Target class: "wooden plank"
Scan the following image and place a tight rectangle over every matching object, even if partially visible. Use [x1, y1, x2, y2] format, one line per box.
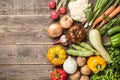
[0, 0, 49, 15]
[0, 45, 53, 64]
[0, 15, 53, 45]
[0, 64, 53, 80]
[0, 0, 95, 15]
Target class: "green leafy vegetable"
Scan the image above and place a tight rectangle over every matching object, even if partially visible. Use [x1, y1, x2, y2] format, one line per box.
[84, 6, 93, 21]
[90, 47, 120, 80]
[86, 0, 114, 22]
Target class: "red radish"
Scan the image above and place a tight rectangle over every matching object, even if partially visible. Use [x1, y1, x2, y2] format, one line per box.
[50, 11, 59, 20]
[59, 7, 67, 14]
[48, 0, 56, 9]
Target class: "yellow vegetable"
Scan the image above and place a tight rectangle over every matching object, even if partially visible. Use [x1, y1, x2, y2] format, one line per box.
[46, 45, 66, 66]
[87, 56, 106, 73]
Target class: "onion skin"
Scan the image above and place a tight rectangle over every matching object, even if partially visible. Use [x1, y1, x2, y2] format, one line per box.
[48, 23, 63, 38]
[60, 15, 73, 29]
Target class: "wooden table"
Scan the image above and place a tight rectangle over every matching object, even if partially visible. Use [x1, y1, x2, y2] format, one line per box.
[0, 0, 54, 80]
[0, 0, 95, 80]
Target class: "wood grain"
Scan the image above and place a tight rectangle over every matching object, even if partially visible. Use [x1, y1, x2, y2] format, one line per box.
[0, 15, 53, 45]
[0, 45, 53, 64]
[0, 0, 49, 15]
[0, 65, 53, 80]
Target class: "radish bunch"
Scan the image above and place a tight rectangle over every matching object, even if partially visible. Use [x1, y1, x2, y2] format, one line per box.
[48, 0, 67, 20]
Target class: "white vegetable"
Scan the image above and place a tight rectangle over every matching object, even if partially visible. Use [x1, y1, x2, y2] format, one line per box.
[84, 22, 89, 28]
[63, 56, 77, 74]
[89, 29, 111, 62]
[68, 0, 90, 22]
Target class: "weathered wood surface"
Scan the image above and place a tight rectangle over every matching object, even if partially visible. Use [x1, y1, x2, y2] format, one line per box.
[0, 0, 54, 80]
[0, 65, 53, 80]
[0, 0, 49, 15]
[0, 15, 52, 44]
[0, 0, 95, 80]
[0, 45, 53, 64]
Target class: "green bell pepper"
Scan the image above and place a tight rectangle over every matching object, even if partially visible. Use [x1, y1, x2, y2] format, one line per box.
[110, 33, 120, 47]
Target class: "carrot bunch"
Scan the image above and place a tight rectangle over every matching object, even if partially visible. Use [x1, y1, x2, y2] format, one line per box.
[91, 0, 120, 29]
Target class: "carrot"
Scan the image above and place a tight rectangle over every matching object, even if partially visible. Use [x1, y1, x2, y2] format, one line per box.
[99, 5, 120, 28]
[91, 6, 115, 29]
[91, 0, 119, 29]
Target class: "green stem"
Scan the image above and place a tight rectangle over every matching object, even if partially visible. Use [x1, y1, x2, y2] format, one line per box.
[56, 0, 64, 11]
[95, 65, 101, 73]
[104, 40, 111, 46]
[113, 0, 120, 7]
[70, 0, 76, 2]
[56, 0, 58, 5]
[54, 69, 60, 79]
[63, 0, 67, 7]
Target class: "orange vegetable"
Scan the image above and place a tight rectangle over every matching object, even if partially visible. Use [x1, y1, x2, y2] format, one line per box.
[99, 5, 120, 28]
[91, 6, 115, 29]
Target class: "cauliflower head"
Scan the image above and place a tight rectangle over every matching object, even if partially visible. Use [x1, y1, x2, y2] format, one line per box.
[68, 0, 90, 22]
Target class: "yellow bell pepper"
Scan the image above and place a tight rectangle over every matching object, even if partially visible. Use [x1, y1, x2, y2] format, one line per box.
[87, 56, 106, 73]
[46, 45, 67, 66]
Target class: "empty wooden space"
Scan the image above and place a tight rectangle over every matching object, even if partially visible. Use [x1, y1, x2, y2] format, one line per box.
[0, 0, 53, 80]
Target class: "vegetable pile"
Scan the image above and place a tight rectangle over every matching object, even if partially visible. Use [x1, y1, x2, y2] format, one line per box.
[90, 47, 120, 80]
[46, 0, 120, 80]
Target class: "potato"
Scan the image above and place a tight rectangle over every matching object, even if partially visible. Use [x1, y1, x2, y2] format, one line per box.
[80, 75, 89, 80]
[77, 57, 86, 67]
[70, 71, 81, 80]
[80, 65, 91, 75]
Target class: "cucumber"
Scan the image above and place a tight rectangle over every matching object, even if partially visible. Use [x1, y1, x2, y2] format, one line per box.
[107, 26, 120, 36]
